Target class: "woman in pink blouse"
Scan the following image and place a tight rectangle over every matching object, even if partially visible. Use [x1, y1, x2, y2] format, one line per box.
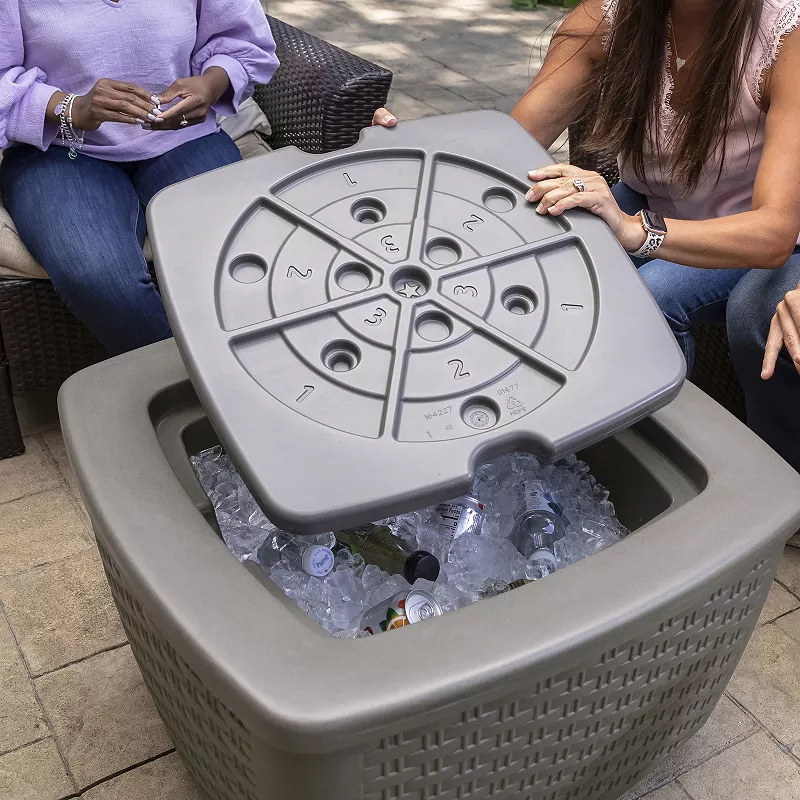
[378, 0, 800, 473]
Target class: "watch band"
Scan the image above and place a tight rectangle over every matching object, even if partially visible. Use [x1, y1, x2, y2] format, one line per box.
[627, 211, 666, 258]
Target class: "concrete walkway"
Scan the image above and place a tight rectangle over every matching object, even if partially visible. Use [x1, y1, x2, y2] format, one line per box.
[269, 0, 570, 157]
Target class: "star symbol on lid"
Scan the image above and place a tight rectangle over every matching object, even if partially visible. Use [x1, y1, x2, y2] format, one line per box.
[397, 281, 422, 298]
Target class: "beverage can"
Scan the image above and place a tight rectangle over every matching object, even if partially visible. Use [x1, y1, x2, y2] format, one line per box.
[360, 589, 442, 635]
[435, 494, 485, 538]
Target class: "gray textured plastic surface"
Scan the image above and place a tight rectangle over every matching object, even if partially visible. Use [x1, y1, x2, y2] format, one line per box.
[59, 339, 800, 800]
[148, 110, 685, 533]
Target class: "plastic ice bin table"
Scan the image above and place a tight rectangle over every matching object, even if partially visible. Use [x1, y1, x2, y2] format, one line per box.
[60, 338, 800, 800]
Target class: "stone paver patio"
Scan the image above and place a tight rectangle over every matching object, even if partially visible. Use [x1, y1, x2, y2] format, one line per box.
[2, 1, 800, 798]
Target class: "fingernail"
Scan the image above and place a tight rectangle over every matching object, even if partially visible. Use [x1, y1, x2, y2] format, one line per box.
[153, 117, 164, 123]
[147, 113, 157, 121]
[529, 169, 538, 175]
[136, 118, 145, 124]
[525, 190, 534, 201]
[536, 203, 544, 213]
[151, 95, 161, 104]
[384, 115, 396, 124]
[152, 106, 161, 113]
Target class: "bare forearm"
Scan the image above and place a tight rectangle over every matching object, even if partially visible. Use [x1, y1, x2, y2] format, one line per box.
[511, 88, 579, 150]
[198, 66, 230, 104]
[649, 209, 797, 270]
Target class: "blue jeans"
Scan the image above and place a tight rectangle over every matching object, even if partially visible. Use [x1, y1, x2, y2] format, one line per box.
[0, 131, 242, 354]
[613, 182, 800, 472]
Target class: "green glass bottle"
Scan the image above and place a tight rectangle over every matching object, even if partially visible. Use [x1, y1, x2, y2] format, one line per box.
[334, 523, 440, 583]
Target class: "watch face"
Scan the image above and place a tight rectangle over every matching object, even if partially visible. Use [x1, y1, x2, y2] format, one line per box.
[642, 210, 668, 236]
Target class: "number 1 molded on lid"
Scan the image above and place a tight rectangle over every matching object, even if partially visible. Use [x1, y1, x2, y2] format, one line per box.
[148, 111, 685, 533]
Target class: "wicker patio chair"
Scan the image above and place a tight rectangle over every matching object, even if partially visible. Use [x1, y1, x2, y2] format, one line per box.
[0, 15, 392, 459]
[568, 116, 747, 420]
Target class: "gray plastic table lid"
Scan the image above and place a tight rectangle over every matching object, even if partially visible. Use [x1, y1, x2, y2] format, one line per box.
[148, 110, 685, 534]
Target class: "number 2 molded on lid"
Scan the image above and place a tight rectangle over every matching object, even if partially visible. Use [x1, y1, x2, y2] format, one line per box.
[148, 111, 685, 533]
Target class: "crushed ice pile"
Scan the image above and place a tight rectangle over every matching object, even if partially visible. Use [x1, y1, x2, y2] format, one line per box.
[191, 447, 628, 637]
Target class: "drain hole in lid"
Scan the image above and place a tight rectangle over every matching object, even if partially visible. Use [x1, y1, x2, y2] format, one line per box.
[501, 286, 538, 315]
[482, 187, 517, 213]
[322, 340, 361, 373]
[461, 397, 500, 430]
[351, 198, 387, 225]
[229, 254, 267, 284]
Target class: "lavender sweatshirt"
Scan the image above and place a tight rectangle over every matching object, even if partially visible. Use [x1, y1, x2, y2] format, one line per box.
[0, 0, 279, 161]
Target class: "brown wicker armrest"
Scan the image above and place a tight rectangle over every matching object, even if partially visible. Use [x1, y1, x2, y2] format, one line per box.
[254, 15, 393, 154]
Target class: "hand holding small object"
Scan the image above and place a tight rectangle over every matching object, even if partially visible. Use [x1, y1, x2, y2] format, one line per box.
[150, 69, 230, 130]
[68, 79, 158, 131]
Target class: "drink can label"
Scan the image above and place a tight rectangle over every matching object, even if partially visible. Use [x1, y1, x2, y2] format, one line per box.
[435, 495, 485, 538]
[360, 589, 442, 635]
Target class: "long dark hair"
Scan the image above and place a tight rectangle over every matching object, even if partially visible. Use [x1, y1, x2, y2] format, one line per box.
[575, 0, 762, 194]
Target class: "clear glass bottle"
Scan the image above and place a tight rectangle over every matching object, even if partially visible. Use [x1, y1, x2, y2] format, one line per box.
[256, 529, 334, 577]
[509, 482, 567, 580]
[334, 523, 440, 583]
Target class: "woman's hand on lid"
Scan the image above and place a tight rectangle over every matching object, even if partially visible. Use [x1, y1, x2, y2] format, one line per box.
[71, 80, 158, 131]
[372, 107, 397, 127]
[762, 282, 800, 379]
[526, 163, 646, 253]
[153, 69, 230, 130]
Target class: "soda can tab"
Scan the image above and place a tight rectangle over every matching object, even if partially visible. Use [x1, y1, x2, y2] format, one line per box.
[360, 589, 442, 635]
[435, 495, 485, 538]
[404, 588, 441, 623]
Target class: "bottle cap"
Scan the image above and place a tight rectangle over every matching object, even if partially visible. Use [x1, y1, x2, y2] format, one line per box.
[302, 545, 335, 577]
[404, 550, 440, 583]
[529, 548, 558, 570]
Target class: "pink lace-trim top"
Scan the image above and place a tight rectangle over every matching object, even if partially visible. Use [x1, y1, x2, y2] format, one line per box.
[601, 0, 800, 226]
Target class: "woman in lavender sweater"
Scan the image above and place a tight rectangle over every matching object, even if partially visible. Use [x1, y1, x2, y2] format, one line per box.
[0, 0, 279, 353]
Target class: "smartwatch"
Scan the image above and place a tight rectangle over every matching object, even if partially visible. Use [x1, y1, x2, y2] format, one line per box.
[627, 209, 667, 258]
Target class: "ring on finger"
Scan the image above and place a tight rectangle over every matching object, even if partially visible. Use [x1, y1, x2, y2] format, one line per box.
[180, 114, 189, 128]
[572, 178, 587, 193]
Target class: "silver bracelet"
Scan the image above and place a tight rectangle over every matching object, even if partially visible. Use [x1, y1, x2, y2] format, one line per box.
[58, 93, 84, 160]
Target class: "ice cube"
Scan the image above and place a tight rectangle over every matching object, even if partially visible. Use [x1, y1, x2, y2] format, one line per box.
[326, 568, 365, 604]
[269, 567, 310, 600]
[448, 534, 519, 584]
[361, 564, 387, 592]
[217, 518, 268, 562]
[433, 582, 472, 612]
[365, 574, 411, 609]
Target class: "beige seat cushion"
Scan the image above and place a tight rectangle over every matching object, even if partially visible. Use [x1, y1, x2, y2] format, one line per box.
[0, 99, 271, 280]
